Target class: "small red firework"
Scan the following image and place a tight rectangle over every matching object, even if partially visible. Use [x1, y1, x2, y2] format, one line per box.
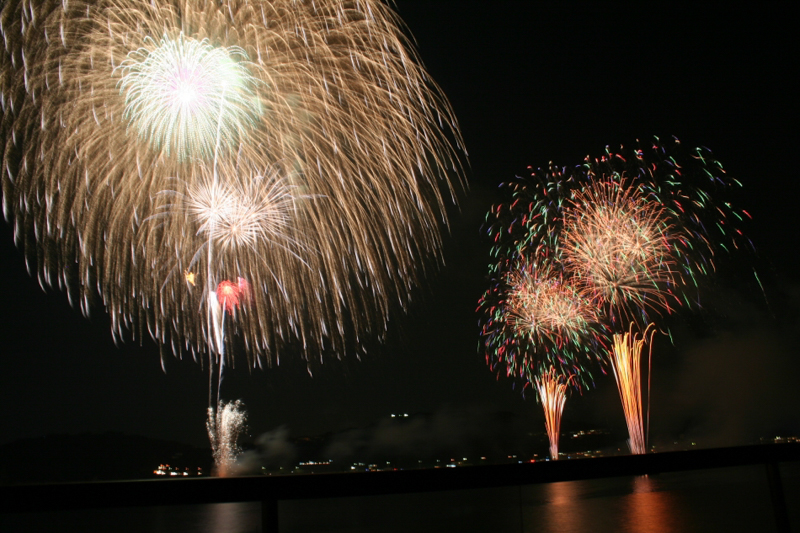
[216, 277, 252, 312]
[216, 280, 242, 313]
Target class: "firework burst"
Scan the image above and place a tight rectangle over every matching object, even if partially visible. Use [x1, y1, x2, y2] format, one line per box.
[117, 33, 263, 161]
[481, 137, 750, 455]
[0, 0, 464, 366]
[576, 138, 752, 321]
[504, 260, 600, 354]
[561, 178, 680, 325]
[479, 255, 604, 387]
[485, 137, 750, 330]
[479, 175, 604, 461]
[182, 169, 302, 254]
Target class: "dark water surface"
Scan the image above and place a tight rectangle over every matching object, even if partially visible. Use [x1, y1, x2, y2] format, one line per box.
[2, 463, 798, 532]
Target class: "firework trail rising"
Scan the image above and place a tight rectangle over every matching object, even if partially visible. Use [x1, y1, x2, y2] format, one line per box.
[608, 325, 655, 455]
[533, 366, 571, 460]
[207, 399, 247, 477]
[0, 0, 464, 368]
[206, 277, 250, 414]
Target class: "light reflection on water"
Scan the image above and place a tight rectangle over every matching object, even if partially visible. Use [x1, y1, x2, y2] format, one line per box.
[202, 502, 261, 533]
[524, 476, 683, 533]
[626, 476, 685, 533]
[0, 502, 262, 533]
[539, 480, 584, 532]
[1, 464, 797, 532]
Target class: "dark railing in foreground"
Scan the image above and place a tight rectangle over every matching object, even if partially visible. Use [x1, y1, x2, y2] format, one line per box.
[2, 442, 798, 532]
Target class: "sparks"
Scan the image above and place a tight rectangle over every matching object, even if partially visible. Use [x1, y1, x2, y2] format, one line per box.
[608, 325, 655, 455]
[534, 366, 572, 461]
[207, 400, 247, 477]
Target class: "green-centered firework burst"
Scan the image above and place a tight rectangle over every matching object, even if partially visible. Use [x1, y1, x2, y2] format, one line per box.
[0, 0, 465, 367]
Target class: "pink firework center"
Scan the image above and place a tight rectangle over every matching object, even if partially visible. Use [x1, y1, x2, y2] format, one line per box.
[216, 278, 251, 313]
[167, 66, 211, 113]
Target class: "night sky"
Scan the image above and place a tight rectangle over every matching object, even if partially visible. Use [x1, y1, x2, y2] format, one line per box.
[1, 2, 797, 452]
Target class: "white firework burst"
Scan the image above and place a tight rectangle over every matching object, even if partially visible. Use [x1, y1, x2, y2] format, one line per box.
[117, 33, 263, 160]
[186, 171, 301, 252]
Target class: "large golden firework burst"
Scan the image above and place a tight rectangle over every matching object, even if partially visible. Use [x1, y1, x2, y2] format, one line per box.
[0, 0, 464, 366]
